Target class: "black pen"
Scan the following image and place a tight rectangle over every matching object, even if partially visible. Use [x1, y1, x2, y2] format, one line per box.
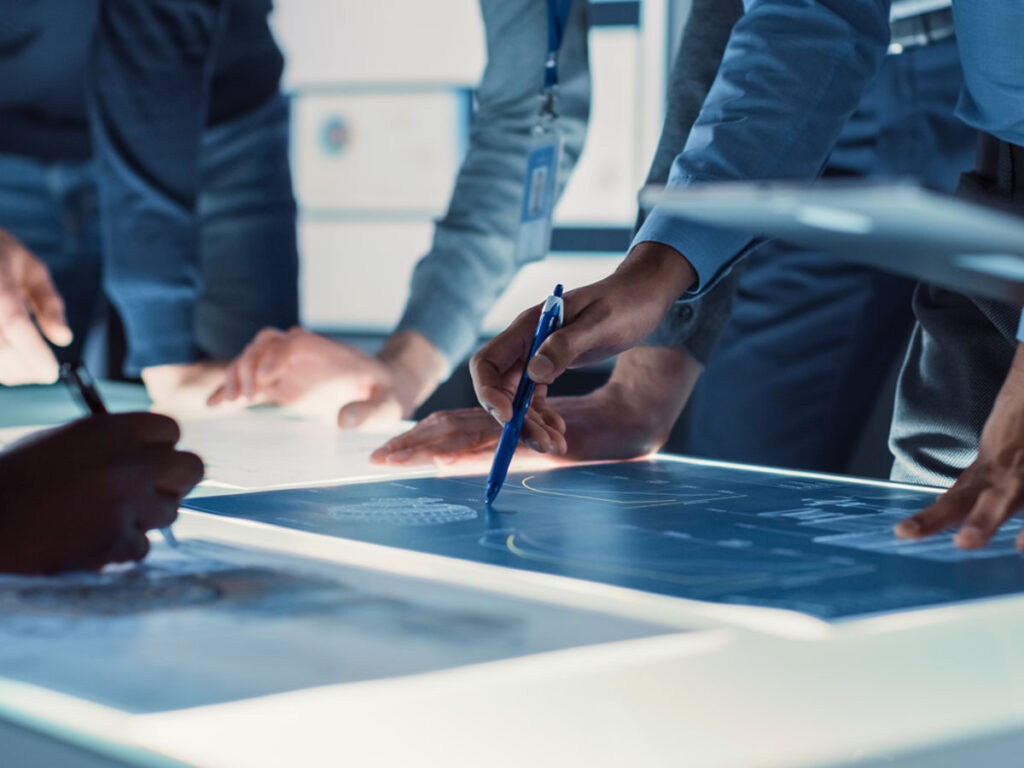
[60, 361, 179, 548]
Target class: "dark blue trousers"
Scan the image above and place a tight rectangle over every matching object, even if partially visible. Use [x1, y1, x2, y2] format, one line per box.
[685, 39, 977, 473]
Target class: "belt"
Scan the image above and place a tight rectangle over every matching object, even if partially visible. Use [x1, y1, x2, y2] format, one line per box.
[888, 7, 955, 54]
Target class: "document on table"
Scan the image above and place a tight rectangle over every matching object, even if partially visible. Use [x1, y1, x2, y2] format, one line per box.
[0, 536, 673, 714]
[0, 412, 431, 492]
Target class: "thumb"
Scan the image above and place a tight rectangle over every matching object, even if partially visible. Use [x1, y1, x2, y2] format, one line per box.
[337, 387, 404, 429]
[527, 318, 604, 384]
[24, 259, 72, 347]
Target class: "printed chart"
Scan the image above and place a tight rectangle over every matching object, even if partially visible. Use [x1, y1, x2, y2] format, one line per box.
[186, 459, 1024, 619]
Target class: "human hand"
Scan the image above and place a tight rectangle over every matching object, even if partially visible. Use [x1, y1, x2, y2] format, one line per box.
[472, 242, 695, 424]
[0, 228, 73, 385]
[208, 328, 447, 427]
[0, 413, 204, 574]
[373, 346, 700, 467]
[142, 361, 229, 413]
[895, 344, 1024, 549]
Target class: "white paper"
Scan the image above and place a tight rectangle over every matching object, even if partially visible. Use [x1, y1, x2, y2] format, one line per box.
[0, 412, 430, 492]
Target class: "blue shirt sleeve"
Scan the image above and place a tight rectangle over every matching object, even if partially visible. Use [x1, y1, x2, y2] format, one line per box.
[86, 0, 226, 375]
[394, 0, 590, 370]
[633, 0, 892, 296]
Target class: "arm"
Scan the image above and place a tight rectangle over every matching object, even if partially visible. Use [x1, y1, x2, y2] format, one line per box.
[394, 0, 590, 370]
[87, 0, 226, 376]
[641, 0, 743, 362]
[634, 0, 891, 295]
[896, 343, 1024, 549]
[209, 0, 591, 424]
[372, 345, 701, 467]
[473, 0, 892, 419]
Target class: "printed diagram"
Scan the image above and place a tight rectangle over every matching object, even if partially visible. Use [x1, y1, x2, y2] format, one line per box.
[0, 539, 669, 713]
[327, 497, 477, 526]
[186, 459, 1024, 620]
[759, 496, 1023, 561]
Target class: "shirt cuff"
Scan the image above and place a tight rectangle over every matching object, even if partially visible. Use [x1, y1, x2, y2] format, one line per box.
[110, 291, 202, 376]
[396, 283, 472, 376]
[631, 207, 754, 298]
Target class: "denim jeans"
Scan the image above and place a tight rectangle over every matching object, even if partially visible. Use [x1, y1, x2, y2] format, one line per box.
[0, 92, 298, 375]
[684, 39, 977, 474]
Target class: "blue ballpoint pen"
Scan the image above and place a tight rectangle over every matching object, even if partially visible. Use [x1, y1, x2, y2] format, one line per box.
[485, 284, 565, 504]
[59, 362, 179, 548]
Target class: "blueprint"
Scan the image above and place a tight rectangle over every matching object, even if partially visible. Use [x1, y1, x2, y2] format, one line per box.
[185, 459, 1024, 620]
[0, 538, 671, 713]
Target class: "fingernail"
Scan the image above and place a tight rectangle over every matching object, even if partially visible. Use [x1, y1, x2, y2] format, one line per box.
[894, 519, 919, 537]
[527, 354, 555, 382]
[955, 525, 983, 548]
[50, 325, 73, 347]
[526, 439, 542, 452]
[389, 449, 412, 462]
[436, 455, 457, 466]
[485, 406, 503, 424]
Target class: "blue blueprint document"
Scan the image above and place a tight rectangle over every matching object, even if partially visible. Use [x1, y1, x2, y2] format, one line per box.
[185, 459, 1024, 620]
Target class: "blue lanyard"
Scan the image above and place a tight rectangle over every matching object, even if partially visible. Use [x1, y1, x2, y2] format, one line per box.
[544, 0, 574, 91]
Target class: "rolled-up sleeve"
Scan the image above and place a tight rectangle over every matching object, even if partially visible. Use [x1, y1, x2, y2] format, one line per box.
[633, 0, 891, 297]
[87, 0, 225, 374]
[395, 0, 590, 369]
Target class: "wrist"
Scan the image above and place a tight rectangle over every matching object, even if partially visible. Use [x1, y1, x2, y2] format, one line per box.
[377, 331, 447, 416]
[614, 241, 696, 307]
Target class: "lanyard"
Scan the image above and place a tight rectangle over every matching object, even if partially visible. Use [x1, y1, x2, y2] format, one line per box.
[542, 0, 573, 116]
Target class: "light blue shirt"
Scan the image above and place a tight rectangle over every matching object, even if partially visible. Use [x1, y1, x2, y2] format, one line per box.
[635, 0, 1024, 299]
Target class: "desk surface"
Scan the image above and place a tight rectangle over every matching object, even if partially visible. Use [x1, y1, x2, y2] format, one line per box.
[0, 385, 1022, 768]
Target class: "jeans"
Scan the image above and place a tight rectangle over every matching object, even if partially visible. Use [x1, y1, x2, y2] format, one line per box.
[0, 92, 299, 375]
[684, 38, 977, 474]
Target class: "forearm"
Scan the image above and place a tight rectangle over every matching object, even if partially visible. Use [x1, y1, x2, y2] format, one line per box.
[395, 0, 590, 368]
[635, 0, 891, 296]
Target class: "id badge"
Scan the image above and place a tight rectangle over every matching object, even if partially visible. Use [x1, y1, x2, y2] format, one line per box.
[513, 123, 562, 264]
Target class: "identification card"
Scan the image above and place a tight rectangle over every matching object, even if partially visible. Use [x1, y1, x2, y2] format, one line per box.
[513, 125, 562, 264]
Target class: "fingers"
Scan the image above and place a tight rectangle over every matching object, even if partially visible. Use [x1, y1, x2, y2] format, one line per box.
[527, 308, 616, 384]
[211, 328, 285, 404]
[894, 483, 975, 540]
[237, 329, 286, 399]
[0, 311, 60, 384]
[894, 474, 1024, 549]
[338, 386, 403, 429]
[955, 482, 1024, 548]
[22, 256, 72, 347]
[471, 307, 542, 423]
[104, 527, 152, 565]
[371, 409, 501, 465]
[141, 447, 205, 497]
[135, 489, 182, 532]
[112, 412, 183, 446]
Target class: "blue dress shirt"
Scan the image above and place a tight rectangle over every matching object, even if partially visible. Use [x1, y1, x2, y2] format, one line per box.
[634, 0, 1024, 300]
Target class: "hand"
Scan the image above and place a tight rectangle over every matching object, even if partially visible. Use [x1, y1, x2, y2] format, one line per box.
[373, 346, 700, 467]
[472, 242, 695, 424]
[142, 361, 229, 413]
[208, 328, 447, 427]
[0, 228, 73, 385]
[0, 413, 204, 574]
[895, 344, 1024, 549]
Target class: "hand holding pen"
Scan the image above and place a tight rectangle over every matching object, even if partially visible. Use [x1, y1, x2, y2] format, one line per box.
[60, 362, 200, 550]
[484, 285, 565, 503]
